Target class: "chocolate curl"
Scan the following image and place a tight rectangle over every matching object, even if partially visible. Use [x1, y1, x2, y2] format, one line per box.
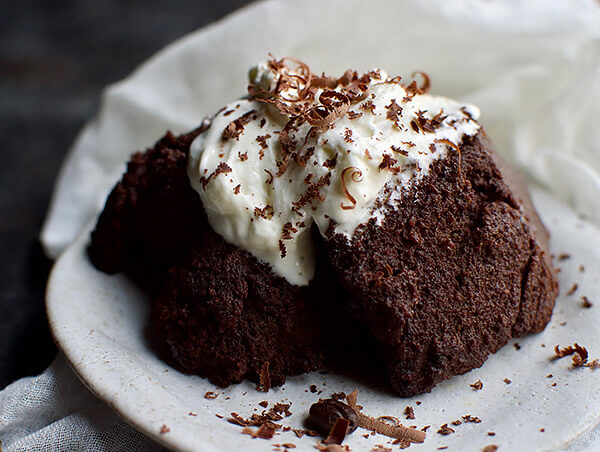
[340, 167, 363, 210]
[345, 389, 426, 444]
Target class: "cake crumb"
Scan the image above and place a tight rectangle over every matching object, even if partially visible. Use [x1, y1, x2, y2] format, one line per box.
[487, 432, 496, 436]
[482, 446, 498, 452]
[558, 253, 571, 261]
[514, 343, 521, 350]
[404, 406, 416, 420]
[160, 425, 170, 434]
[204, 391, 219, 399]
[503, 378, 511, 384]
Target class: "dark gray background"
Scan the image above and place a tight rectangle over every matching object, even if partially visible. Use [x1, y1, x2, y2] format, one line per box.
[0, 0, 252, 389]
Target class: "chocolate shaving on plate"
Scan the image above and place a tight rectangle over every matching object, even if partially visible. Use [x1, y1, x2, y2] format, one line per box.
[345, 389, 425, 443]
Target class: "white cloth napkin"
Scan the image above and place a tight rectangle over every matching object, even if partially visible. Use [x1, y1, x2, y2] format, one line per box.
[0, 354, 164, 451]
[1, 0, 600, 450]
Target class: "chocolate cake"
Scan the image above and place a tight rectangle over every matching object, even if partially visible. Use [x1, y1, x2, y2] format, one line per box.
[89, 57, 558, 396]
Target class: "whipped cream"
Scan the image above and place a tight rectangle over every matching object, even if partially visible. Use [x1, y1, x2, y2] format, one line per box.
[188, 59, 480, 285]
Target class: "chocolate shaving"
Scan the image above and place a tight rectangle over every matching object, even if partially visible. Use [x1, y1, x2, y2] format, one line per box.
[323, 418, 350, 445]
[404, 406, 415, 420]
[254, 205, 274, 220]
[437, 424, 454, 435]
[279, 240, 287, 258]
[242, 423, 278, 440]
[415, 109, 447, 133]
[554, 343, 588, 365]
[199, 162, 232, 189]
[461, 415, 481, 423]
[257, 362, 271, 392]
[347, 111, 363, 120]
[256, 133, 272, 149]
[282, 222, 298, 240]
[233, 184, 241, 194]
[434, 138, 462, 175]
[470, 380, 483, 391]
[581, 296, 593, 308]
[204, 391, 219, 399]
[222, 110, 256, 140]
[385, 99, 403, 127]
[411, 71, 431, 93]
[378, 154, 398, 173]
[361, 100, 376, 114]
[323, 154, 338, 169]
[371, 446, 392, 452]
[345, 389, 425, 444]
[566, 283, 578, 296]
[247, 56, 375, 178]
[343, 128, 354, 143]
[265, 169, 274, 185]
[587, 359, 600, 369]
[391, 145, 408, 156]
[340, 167, 363, 210]
[292, 173, 331, 213]
[482, 446, 498, 452]
[315, 444, 351, 452]
[238, 151, 248, 161]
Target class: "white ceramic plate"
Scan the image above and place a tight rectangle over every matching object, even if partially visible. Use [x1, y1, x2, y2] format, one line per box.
[46, 187, 600, 452]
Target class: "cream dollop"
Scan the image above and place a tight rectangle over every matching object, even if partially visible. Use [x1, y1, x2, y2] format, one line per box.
[188, 59, 480, 285]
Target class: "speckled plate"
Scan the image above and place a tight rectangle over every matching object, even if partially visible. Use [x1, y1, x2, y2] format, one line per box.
[46, 187, 600, 452]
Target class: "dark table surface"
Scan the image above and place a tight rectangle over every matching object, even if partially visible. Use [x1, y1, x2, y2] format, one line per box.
[0, 0, 252, 390]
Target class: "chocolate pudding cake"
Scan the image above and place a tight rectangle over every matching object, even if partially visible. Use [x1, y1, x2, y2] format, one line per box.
[89, 57, 558, 396]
